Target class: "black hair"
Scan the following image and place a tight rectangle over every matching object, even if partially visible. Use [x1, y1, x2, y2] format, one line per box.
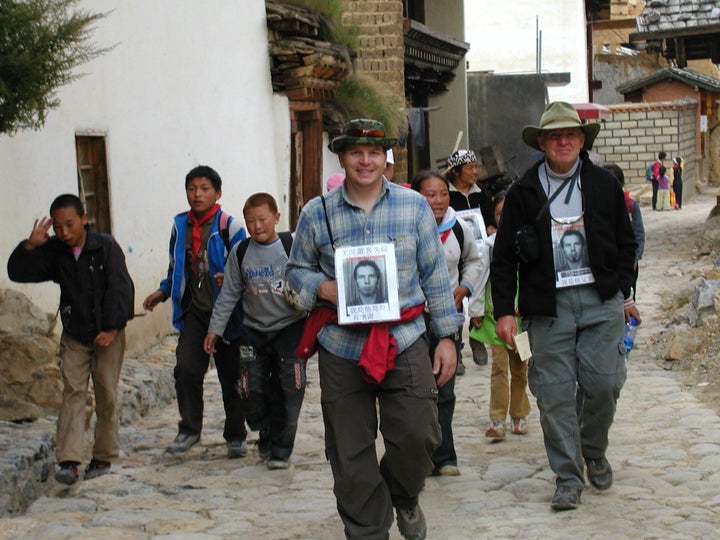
[560, 228, 585, 247]
[410, 169, 448, 193]
[674, 156, 683, 166]
[659, 151, 667, 160]
[185, 165, 222, 191]
[603, 163, 625, 186]
[244, 192, 279, 216]
[50, 194, 85, 217]
[659, 166, 667, 177]
[493, 189, 508, 209]
[353, 259, 381, 280]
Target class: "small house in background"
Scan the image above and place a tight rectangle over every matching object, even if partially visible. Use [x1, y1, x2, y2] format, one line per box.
[628, 0, 720, 187]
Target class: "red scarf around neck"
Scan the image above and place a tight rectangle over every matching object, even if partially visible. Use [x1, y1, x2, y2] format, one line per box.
[188, 204, 220, 263]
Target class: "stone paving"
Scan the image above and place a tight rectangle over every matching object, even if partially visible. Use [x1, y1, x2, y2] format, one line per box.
[2, 195, 720, 539]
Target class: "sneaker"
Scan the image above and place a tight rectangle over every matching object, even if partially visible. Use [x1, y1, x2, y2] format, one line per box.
[395, 504, 427, 540]
[470, 339, 488, 366]
[257, 432, 272, 459]
[84, 458, 111, 480]
[485, 420, 506, 439]
[551, 485, 581, 511]
[511, 417, 528, 435]
[267, 456, 290, 470]
[166, 432, 200, 454]
[585, 456, 613, 490]
[433, 464, 460, 476]
[227, 440, 248, 459]
[455, 357, 466, 376]
[55, 462, 79, 485]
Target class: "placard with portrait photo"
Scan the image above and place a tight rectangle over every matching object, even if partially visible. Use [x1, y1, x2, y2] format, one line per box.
[455, 208, 487, 244]
[551, 219, 596, 288]
[335, 243, 400, 325]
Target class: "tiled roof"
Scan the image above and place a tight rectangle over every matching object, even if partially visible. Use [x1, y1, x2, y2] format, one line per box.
[636, 0, 720, 33]
[617, 66, 720, 93]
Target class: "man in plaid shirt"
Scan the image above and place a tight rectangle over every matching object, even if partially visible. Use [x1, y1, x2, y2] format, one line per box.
[286, 119, 462, 540]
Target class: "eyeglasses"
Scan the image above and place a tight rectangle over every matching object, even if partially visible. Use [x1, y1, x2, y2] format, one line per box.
[346, 128, 385, 138]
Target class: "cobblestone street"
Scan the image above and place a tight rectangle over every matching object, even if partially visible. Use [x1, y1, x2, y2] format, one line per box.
[2, 195, 719, 539]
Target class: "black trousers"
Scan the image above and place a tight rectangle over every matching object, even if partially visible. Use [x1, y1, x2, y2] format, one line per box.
[174, 307, 247, 442]
[238, 319, 306, 460]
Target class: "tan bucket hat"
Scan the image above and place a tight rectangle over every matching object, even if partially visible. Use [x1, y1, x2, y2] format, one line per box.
[521, 101, 601, 151]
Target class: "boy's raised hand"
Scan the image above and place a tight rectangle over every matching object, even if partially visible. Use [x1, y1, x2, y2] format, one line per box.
[26, 217, 53, 249]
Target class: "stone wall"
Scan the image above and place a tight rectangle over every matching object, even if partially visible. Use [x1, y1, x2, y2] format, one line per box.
[0, 288, 176, 516]
[341, 0, 407, 180]
[594, 100, 698, 199]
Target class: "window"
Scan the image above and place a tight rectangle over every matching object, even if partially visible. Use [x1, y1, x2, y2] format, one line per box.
[75, 135, 111, 234]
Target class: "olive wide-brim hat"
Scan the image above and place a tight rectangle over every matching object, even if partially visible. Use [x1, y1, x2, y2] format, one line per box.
[521, 101, 601, 151]
[328, 118, 397, 154]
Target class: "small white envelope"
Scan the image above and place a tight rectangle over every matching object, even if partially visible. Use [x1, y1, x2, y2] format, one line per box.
[513, 331, 532, 362]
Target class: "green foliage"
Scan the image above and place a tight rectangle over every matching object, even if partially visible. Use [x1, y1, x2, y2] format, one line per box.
[335, 75, 406, 137]
[280, 0, 359, 48]
[0, 0, 109, 135]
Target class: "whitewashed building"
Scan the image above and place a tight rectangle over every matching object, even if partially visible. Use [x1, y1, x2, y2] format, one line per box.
[0, 1, 317, 350]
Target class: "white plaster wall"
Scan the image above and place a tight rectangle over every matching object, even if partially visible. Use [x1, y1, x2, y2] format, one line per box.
[1, 0, 291, 332]
[426, 0, 471, 166]
[465, 0, 589, 102]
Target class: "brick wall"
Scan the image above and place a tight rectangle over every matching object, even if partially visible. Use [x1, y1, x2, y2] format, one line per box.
[594, 100, 697, 202]
[341, 0, 407, 181]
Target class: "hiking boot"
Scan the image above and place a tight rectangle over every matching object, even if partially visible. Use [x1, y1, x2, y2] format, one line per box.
[511, 417, 528, 435]
[432, 464, 460, 476]
[227, 440, 248, 459]
[395, 504, 427, 540]
[55, 462, 79, 485]
[166, 432, 200, 454]
[267, 456, 290, 470]
[455, 357, 466, 376]
[257, 432, 272, 459]
[84, 458, 111, 480]
[485, 420, 506, 439]
[585, 456, 613, 490]
[551, 485, 581, 511]
[470, 339, 488, 366]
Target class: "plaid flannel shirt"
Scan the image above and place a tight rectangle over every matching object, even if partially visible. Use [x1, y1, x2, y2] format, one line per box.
[285, 179, 463, 361]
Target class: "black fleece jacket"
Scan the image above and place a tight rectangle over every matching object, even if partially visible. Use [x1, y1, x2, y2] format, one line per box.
[490, 151, 637, 319]
[8, 230, 135, 344]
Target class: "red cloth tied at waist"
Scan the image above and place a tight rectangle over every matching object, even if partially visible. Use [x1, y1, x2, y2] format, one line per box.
[295, 303, 426, 384]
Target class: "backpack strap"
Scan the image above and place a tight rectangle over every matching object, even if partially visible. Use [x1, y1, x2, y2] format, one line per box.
[278, 231, 293, 256]
[452, 220, 465, 281]
[219, 210, 231, 251]
[234, 237, 252, 268]
[235, 232, 293, 268]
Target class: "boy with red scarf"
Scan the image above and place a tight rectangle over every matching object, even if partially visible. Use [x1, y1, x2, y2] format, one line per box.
[143, 165, 248, 457]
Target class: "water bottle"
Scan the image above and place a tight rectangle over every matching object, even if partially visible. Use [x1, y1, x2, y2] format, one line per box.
[622, 317, 638, 362]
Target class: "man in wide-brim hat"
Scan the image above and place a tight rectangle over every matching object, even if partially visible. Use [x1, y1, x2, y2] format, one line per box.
[489, 101, 641, 512]
[287, 118, 463, 540]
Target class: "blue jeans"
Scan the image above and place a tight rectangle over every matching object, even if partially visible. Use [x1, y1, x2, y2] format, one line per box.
[238, 319, 306, 459]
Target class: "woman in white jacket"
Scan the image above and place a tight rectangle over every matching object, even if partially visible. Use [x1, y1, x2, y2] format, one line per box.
[411, 169, 484, 476]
